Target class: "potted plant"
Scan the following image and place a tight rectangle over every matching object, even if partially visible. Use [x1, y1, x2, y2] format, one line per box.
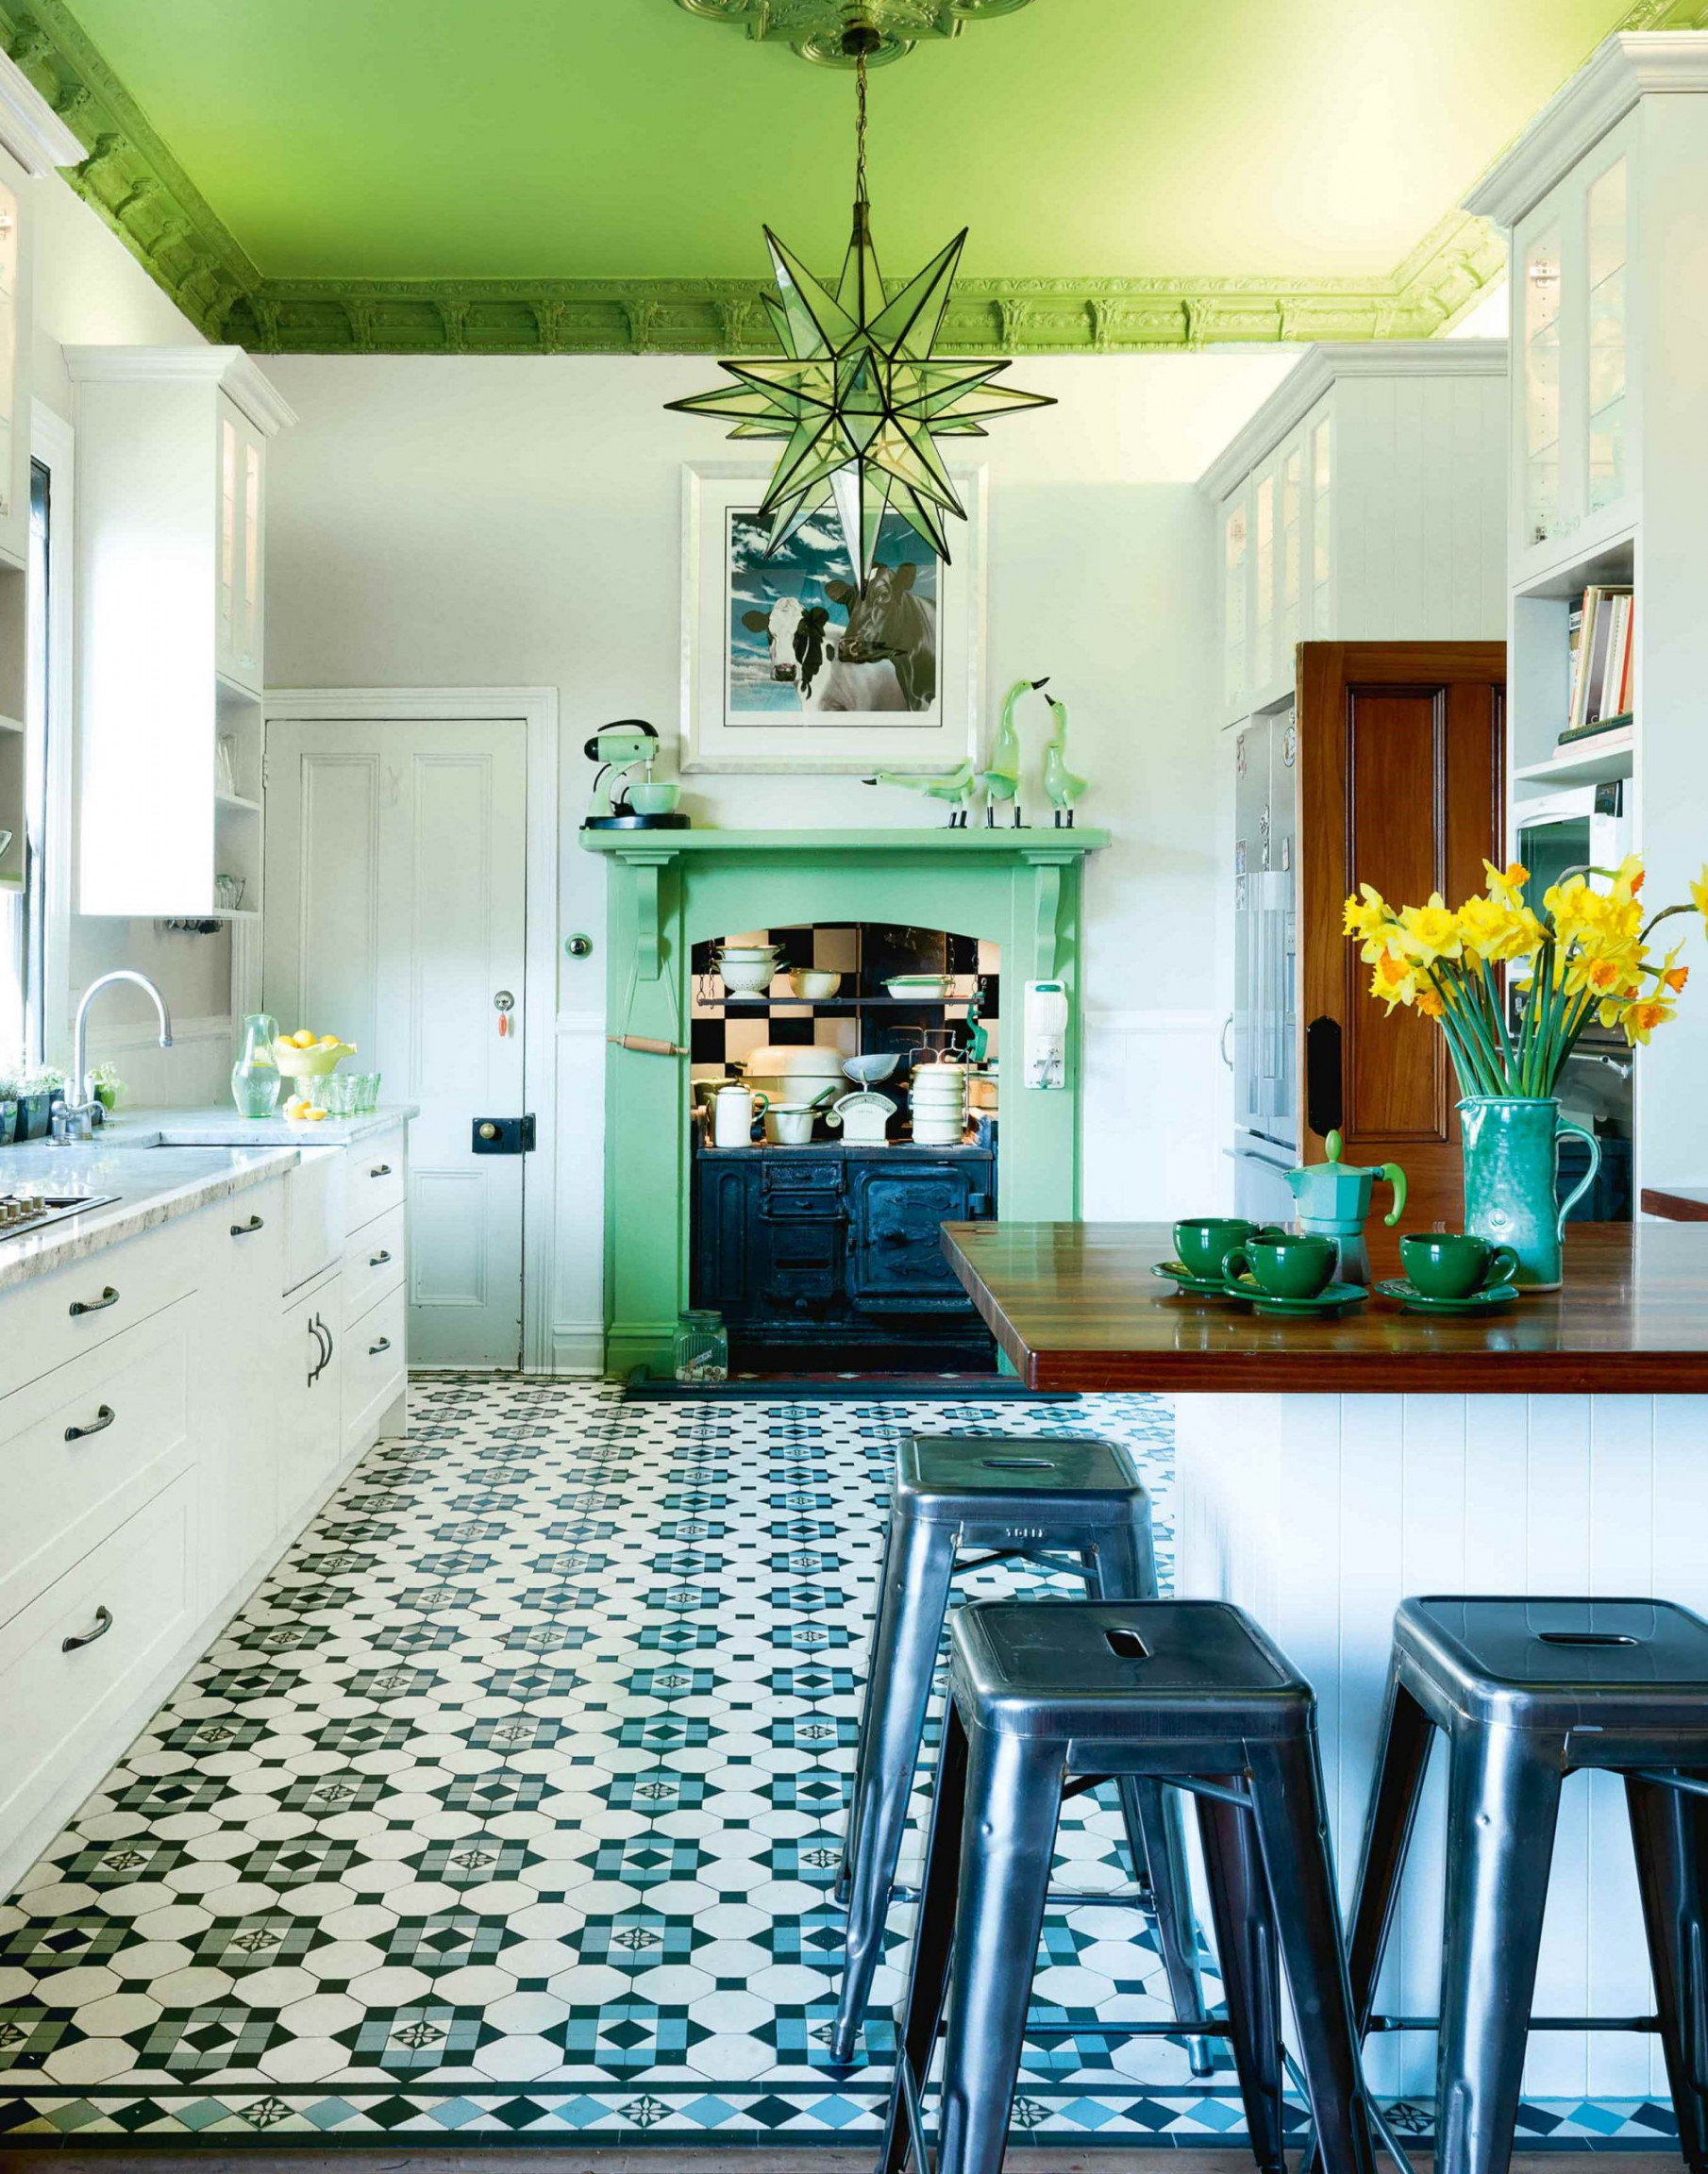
[0, 1065, 17, 1146]
[1345, 855, 1708, 1289]
[16, 1064, 66, 1142]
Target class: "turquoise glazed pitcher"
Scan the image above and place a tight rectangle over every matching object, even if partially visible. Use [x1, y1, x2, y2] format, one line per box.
[1458, 1095, 1602, 1292]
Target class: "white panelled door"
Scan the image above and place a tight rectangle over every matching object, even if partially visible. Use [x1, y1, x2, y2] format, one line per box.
[264, 718, 529, 1367]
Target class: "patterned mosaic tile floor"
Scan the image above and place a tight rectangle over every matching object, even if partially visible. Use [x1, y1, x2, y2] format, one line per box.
[0, 1380, 1683, 2149]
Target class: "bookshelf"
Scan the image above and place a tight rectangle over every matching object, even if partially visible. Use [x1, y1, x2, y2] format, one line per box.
[1467, 31, 1708, 1201]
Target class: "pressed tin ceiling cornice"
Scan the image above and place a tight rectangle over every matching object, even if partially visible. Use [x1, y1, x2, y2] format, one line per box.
[672, 0, 1034, 70]
[6, 0, 1708, 357]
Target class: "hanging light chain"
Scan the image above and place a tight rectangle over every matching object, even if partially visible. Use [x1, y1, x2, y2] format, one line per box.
[855, 47, 869, 209]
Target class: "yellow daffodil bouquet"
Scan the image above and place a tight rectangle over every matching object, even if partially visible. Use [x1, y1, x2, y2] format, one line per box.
[1343, 855, 1708, 1098]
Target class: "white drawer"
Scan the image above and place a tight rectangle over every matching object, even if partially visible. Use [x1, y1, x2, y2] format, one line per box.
[345, 1128, 406, 1234]
[0, 1305, 193, 1629]
[341, 1202, 404, 1321]
[0, 1214, 199, 1402]
[343, 1283, 405, 1456]
[0, 1472, 197, 1848]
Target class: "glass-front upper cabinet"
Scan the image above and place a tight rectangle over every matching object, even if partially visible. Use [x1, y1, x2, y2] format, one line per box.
[1222, 488, 1249, 711]
[1514, 118, 1636, 570]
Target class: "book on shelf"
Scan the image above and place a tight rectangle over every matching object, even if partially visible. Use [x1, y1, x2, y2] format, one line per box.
[1558, 710, 1633, 747]
[1562, 583, 1634, 746]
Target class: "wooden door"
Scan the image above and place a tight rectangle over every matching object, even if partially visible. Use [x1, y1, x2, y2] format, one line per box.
[265, 717, 529, 1368]
[1298, 642, 1506, 1246]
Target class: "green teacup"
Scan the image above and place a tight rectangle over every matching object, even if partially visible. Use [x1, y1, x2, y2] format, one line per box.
[1174, 1217, 1276, 1279]
[1399, 1231, 1520, 1300]
[1221, 1231, 1337, 1299]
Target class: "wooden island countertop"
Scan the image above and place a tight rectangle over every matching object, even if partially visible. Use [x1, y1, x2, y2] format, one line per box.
[941, 1220, 1708, 1395]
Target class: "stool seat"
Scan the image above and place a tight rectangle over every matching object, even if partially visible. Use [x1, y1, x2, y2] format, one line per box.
[1397, 1594, 1708, 1732]
[830, 1433, 1210, 2071]
[954, 1598, 1309, 1733]
[881, 1598, 1378, 2174]
[898, 1433, 1150, 1524]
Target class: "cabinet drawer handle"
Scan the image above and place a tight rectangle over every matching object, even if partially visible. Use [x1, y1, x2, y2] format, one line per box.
[369, 1335, 392, 1356]
[370, 1163, 393, 1177]
[230, 1214, 264, 1237]
[369, 1248, 392, 1266]
[69, 1286, 119, 1317]
[65, 1404, 116, 1442]
[62, 1605, 113, 1652]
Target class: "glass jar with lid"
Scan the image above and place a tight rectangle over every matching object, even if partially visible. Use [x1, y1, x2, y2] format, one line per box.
[674, 1309, 728, 1384]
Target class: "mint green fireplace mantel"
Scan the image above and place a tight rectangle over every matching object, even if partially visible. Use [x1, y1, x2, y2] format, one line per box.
[580, 827, 1108, 1379]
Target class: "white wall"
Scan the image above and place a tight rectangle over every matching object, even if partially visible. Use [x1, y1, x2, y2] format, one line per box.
[262, 350, 1295, 1360]
[29, 170, 228, 1080]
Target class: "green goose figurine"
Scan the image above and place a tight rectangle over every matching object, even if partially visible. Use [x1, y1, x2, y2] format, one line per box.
[862, 759, 977, 828]
[980, 676, 1046, 828]
[1042, 690, 1087, 827]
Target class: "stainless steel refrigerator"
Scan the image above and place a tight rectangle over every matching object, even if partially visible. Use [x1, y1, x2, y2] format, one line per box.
[1230, 706, 1298, 1222]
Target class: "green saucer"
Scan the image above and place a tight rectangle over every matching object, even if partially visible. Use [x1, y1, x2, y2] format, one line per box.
[1375, 1277, 1519, 1316]
[1151, 1259, 1244, 1298]
[1231, 1273, 1368, 1317]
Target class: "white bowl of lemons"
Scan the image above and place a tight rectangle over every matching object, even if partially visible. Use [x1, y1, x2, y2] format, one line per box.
[273, 1029, 356, 1123]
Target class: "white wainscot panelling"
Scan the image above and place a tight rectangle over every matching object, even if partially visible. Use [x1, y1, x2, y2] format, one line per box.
[1176, 1390, 1708, 2101]
[552, 1012, 606, 1374]
[1081, 1010, 1221, 1219]
[84, 1013, 234, 1109]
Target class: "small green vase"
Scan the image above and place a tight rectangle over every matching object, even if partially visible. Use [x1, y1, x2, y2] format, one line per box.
[1458, 1095, 1602, 1292]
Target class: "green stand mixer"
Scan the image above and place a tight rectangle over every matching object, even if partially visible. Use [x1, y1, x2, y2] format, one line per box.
[1286, 1131, 1407, 1285]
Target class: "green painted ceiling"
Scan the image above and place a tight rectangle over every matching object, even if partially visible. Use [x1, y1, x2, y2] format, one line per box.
[11, 0, 1693, 351]
[58, 0, 1626, 280]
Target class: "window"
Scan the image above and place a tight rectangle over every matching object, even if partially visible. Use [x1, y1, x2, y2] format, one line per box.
[0, 460, 48, 1064]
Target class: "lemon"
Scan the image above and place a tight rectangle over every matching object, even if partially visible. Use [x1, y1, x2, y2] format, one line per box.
[291, 1028, 317, 1047]
[305, 1107, 327, 1122]
[318, 1034, 340, 1047]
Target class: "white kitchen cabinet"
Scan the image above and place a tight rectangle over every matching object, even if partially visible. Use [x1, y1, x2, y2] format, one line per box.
[284, 1146, 347, 1293]
[1465, 31, 1708, 1198]
[66, 345, 295, 919]
[0, 54, 86, 889]
[1203, 342, 1508, 723]
[277, 1277, 343, 1529]
[195, 1179, 286, 1613]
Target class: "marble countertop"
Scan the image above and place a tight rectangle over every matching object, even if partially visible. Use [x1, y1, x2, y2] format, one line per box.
[0, 1141, 299, 1294]
[100, 1102, 418, 1147]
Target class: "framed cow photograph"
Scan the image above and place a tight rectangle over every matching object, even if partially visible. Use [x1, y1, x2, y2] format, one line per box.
[680, 462, 986, 774]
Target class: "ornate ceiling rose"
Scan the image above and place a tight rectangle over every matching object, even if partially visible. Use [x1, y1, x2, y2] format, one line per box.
[675, 0, 1034, 69]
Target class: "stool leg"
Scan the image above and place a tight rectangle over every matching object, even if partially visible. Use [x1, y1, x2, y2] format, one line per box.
[1081, 1530, 1214, 2079]
[1196, 1780, 1287, 2174]
[879, 1699, 971, 2174]
[837, 1508, 901, 1910]
[933, 1724, 1064, 2174]
[1247, 1735, 1378, 2174]
[1625, 1770, 1708, 2174]
[832, 1515, 959, 2065]
[1433, 1723, 1564, 2174]
[1346, 1664, 1436, 2036]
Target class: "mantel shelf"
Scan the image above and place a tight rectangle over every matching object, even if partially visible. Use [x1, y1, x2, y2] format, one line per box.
[580, 827, 1109, 857]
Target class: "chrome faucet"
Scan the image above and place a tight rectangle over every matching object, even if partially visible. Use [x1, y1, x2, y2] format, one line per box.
[58, 970, 175, 1139]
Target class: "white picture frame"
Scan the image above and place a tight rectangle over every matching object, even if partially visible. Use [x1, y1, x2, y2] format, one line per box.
[680, 460, 986, 775]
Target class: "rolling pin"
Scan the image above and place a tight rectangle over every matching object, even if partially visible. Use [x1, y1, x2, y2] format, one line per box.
[607, 1034, 688, 1057]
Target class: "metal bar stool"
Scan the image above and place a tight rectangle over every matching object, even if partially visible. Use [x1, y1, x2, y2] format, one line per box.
[879, 1597, 1380, 2174]
[831, 1433, 1209, 2069]
[1345, 1595, 1708, 2174]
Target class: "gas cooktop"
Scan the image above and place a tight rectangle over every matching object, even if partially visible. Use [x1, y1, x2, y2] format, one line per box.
[0, 1191, 122, 1242]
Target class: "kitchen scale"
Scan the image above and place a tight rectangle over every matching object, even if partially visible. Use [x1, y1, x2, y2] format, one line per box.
[0, 1191, 122, 1242]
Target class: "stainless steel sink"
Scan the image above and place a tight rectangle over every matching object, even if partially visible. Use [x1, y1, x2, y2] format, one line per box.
[0, 1191, 123, 1242]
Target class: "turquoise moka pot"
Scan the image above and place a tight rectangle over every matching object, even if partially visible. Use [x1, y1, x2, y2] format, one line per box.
[1286, 1130, 1407, 1285]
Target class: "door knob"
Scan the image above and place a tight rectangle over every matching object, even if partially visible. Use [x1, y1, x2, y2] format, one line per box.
[478, 1122, 498, 1141]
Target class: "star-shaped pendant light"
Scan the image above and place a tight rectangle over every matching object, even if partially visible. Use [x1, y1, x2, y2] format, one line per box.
[667, 38, 1052, 591]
